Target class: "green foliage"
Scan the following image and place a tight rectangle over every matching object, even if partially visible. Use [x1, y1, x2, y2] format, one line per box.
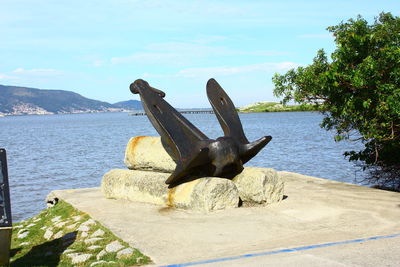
[273, 12, 400, 189]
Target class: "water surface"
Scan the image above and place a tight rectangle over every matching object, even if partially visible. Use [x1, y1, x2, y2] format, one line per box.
[0, 112, 366, 221]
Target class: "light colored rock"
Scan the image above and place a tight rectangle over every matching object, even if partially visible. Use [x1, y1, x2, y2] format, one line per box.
[232, 167, 284, 204]
[90, 260, 116, 266]
[40, 226, 47, 230]
[44, 229, 53, 240]
[121, 136, 284, 207]
[85, 237, 103, 244]
[26, 223, 35, 228]
[105, 240, 124, 253]
[91, 229, 105, 237]
[20, 242, 30, 246]
[51, 216, 61, 223]
[54, 230, 63, 239]
[72, 215, 81, 222]
[77, 225, 90, 232]
[117, 247, 134, 259]
[81, 232, 88, 238]
[82, 219, 96, 226]
[88, 245, 102, 250]
[32, 217, 41, 222]
[107, 136, 283, 210]
[102, 169, 169, 206]
[66, 223, 77, 229]
[55, 221, 67, 228]
[102, 169, 239, 212]
[96, 249, 107, 260]
[17, 228, 27, 235]
[18, 230, 29, 239]
[170, 177, 239, 212]
[14, 225, 23, 229]
[124, 136, 176, 172]
[63, 249, 75, 254]
[67, 253, 92, 264]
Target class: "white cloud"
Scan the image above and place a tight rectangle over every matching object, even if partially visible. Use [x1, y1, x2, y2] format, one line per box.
[144, 62, 300, 79]
[297, 33, 333, 39]
[0, 74, 10, 79]
[111, 52, 181, 65]
[92, 60, 104, 67]
[124, 0, 250, 17]
[0, 68, 63, 82]
[76, 54, 106, 67]
[176, 62, 299, 77]
[110, 41, 289, 66]
[12, 68, 61, 75]
[192, 35, 228, 45]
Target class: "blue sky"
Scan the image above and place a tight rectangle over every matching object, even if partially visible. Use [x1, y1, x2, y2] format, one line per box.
[1, 0, 398, 107]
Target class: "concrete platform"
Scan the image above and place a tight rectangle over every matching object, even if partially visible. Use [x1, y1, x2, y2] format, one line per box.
[50, 171, 400, 266]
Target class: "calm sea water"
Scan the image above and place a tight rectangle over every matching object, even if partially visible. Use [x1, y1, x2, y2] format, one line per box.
[1, 112, 367, 222]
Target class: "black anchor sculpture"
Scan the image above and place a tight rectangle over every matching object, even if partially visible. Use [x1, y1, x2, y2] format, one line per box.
[130, 78, 272, 187]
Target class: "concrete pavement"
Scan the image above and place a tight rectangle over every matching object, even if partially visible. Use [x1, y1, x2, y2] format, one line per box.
[195, 235, 400, 267]
[49, 171, 400, 266]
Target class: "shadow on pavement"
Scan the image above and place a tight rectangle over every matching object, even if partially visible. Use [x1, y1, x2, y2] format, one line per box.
[11, 231, 77, 267]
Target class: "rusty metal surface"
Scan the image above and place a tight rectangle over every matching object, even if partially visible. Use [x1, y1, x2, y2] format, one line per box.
[130, 79, 271, 187]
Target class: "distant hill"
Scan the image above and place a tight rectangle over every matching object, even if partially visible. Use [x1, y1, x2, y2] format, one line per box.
[0, 84, 143, 116]
[113, 100, 142, 110]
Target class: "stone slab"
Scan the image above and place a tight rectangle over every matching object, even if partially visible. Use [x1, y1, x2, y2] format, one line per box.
[49, 171, 400, 266]
[101, 167, 283, 210]
[124, 136, 175, 172]
[232, 167, 283, 204]
[101, 169, 239, 212]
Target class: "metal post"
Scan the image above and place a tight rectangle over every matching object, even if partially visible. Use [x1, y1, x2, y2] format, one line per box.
[0, 148, 12, 266]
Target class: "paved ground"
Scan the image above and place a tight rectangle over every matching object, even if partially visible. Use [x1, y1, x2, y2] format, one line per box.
[50, 171, 400, 266]
[202, 236, 400, 267]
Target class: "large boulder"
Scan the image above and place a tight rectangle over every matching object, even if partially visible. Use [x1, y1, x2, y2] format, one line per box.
[102, 169, 168, 206]
[124, 136, 176, 173]
[101, 169, 239, 212]
[120, 136, 284, 210]
[232, 167, 284, 204]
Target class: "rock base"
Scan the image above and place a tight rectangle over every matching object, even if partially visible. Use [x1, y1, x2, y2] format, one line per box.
[233, 167, 284, 204]
[101, 169, 239, 212]
[106, 136, 285, 212]
[101, 167, 284, 212]
[124, 136, 175, 173]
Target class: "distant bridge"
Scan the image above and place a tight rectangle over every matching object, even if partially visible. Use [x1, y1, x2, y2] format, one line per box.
[129, 110, 214, 116]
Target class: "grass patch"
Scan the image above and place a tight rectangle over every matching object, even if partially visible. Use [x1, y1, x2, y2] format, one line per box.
[8, 200, 151, 267]
[239, 102, 320, 113]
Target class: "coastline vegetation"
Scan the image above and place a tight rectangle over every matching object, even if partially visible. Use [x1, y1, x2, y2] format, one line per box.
[238, 102, 320, 113]
[9, 200, 151, 266]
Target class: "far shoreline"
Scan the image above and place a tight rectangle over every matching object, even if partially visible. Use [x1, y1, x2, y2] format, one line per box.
[1, 104, 321, 117]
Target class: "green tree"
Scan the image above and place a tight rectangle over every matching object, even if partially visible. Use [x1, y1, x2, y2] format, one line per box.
[272, 12, 400, 190]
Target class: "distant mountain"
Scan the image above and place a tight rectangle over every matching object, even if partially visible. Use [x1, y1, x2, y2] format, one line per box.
[113, 100, 142, 110]
[0, 84, 143, 116]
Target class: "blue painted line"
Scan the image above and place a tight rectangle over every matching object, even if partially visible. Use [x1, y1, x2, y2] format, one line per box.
[161, 233, 400, 267]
